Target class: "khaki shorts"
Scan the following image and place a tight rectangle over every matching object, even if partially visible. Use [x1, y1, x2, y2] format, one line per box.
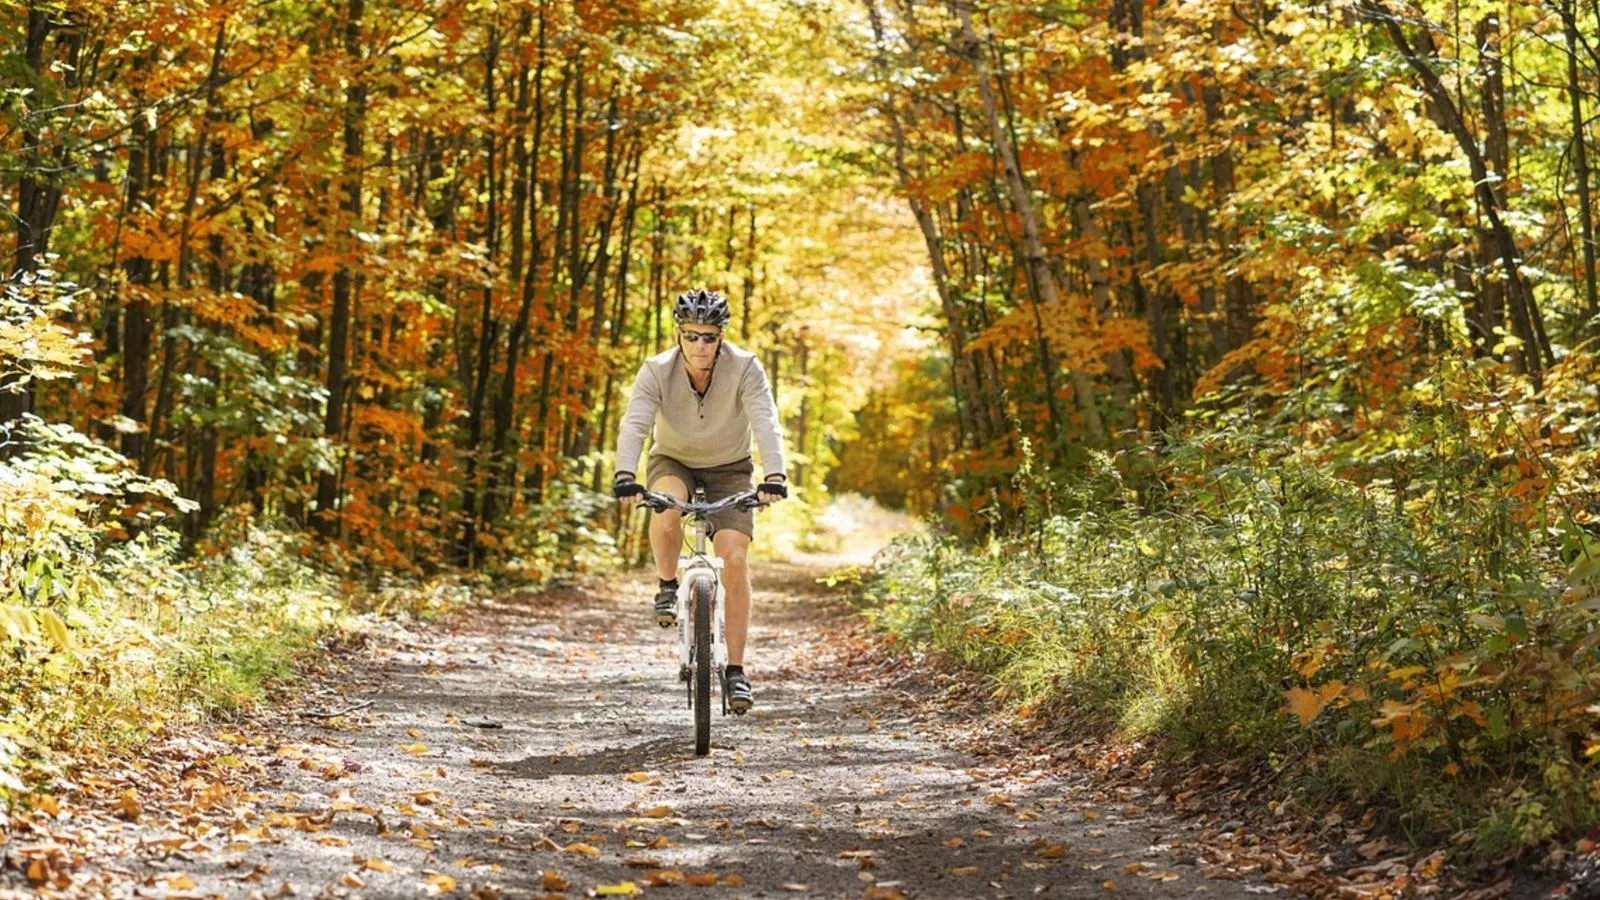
[646, 455, 756, 538]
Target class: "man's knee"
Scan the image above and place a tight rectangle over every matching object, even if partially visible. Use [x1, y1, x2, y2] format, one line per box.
[717, 537, 750, 571]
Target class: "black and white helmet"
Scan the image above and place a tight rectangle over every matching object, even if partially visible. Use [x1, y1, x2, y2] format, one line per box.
[672, 288, 731, 328]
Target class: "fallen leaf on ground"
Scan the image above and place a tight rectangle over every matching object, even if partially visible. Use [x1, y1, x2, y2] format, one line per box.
[564, 842, 601, 857]
[625, 772, 652, 783]
[686, 873, 719, 886]
[542, 871, 570, 891]
[399, 742, 430, 755]
[113, 789, 142, 821]
[949, 866, 978, 876]
[424, 873, 457, 895]
[596, 882, 639, 896]
[643, 870, 685, 886]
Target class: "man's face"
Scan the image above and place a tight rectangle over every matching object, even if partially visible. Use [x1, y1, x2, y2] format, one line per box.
[679, 325, 721, 371]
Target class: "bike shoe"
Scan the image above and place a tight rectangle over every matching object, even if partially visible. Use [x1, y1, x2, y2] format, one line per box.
[654, 584, 677, 628]
[724, 670, 754, 715]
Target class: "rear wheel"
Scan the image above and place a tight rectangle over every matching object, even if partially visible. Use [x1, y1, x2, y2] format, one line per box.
[691, 575, 714, 756]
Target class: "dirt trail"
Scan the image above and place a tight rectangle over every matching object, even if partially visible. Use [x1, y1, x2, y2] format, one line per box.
[93, 560, 1263, 899]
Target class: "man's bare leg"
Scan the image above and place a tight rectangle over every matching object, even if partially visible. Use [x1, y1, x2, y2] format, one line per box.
[649, 476, 689, 581]
[714, 529, 753, 667]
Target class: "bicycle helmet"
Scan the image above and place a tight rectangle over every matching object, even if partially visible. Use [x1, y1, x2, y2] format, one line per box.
[672, 288, 731, 328]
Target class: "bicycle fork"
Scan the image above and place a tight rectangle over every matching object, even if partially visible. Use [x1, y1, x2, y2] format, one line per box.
[676, 558, 727, 710]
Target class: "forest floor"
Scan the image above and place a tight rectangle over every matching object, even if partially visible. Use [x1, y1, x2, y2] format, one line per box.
[0, 554, 1561, 899]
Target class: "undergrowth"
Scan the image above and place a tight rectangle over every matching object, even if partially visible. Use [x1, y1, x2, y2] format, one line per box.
[0, 416, 494, 800]
[857, 418, 1600, 861]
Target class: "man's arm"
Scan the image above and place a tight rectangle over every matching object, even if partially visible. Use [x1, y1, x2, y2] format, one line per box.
[741, 356, 787, 481]
[615, 363, 662, 481]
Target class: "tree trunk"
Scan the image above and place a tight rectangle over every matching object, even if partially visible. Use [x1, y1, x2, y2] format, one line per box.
[866, 0, 986, 450]
[4, 3, 60, 435]
[460, 24, 503, 566]
[1563, 0, 1600, 330]
[315, 0, 366, 537]
[954, 1, 1105, 443]
[486, 3, 547, 531]
[1366, 3, 1549, 384]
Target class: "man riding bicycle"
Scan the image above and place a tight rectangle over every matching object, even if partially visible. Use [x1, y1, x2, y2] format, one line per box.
[612, 288, 788, 715]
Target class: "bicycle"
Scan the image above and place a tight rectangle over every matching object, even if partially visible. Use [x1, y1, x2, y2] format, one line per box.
[638, 486, 766, 757]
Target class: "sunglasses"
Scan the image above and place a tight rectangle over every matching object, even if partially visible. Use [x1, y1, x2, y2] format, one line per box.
[679, 331, 721, 344]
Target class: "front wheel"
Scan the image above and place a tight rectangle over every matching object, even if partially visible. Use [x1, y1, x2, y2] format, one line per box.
[691, 575, 714, 756]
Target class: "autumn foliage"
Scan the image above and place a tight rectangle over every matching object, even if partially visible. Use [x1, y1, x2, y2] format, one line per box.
[849, 0, 1600, 862]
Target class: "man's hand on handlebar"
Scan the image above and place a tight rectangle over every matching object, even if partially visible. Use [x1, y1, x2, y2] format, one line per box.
[614, 472, 645, 512]
[757, 474, 788, 505]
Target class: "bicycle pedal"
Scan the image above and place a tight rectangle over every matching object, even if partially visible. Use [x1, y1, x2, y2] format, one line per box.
[656, 613, 676, 628]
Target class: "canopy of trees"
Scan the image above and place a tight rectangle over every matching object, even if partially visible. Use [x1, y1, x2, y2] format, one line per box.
[5, 0, 1600, 555]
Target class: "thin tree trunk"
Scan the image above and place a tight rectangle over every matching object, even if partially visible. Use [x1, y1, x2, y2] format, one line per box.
[1365, 3, 1549, 383]
[1563, 0, 1600, 329]
[120, 111, 156, 465]
[315, 0, 366, 537]
[487, 4, 547, 530]
[954, 1, 1105, 443]
[866, 0, 985, 450]
[461, 24, 503, 566]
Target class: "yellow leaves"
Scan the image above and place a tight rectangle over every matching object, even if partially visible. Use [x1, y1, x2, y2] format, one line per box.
[160, 873, 198, 891]
[423, 872, 457, 895]
[640, 804, 674, 818]
[399, 741, 431, 756]
[564, 842, 602, 857]
[112, 788, 142, 821]
[595, 882, 639, 895]
[359, 857, 396, 873]
[624, 771, 653, 783]
[38, 609, 72, 653]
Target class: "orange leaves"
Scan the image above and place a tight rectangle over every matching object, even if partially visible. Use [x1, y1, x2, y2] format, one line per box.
[1371, 699, 1431, 749]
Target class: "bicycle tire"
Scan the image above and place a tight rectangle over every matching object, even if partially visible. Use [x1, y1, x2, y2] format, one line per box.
[692, 575, 714, 756]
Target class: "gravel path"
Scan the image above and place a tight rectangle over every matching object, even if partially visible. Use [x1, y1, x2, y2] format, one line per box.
[118, 561, 1262, 900]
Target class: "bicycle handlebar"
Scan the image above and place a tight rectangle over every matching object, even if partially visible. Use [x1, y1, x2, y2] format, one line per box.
[638, 488, 768, 518]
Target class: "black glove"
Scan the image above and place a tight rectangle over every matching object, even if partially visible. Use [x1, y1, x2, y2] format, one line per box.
[756, 477, 788, 502]
[613, 475, 645, 500]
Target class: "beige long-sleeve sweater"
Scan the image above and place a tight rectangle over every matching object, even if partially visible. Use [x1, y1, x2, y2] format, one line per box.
[614, 341, 787, 480]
